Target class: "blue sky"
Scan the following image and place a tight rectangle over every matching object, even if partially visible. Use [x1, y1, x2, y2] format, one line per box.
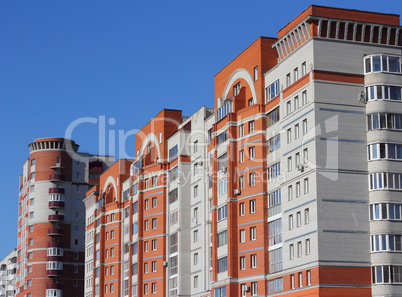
[0, 0, 401, 259]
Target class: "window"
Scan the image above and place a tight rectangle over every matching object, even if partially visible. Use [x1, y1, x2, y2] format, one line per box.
[294, 67, 299, 81]
[217, 131, 227, 145]
[217, 230, 227, 247]
[29, 238, 33, 245]
[267, 134, 280, 154]
[217, 257, 228, 273]
[286, 101, 292, 115]
[254, 66, 258, 81]
[303, 148, 308, 163]
[302, 90, 307, 105]
[307, 270, 311, 285]
[239, 175, 245, 189]
[268, 189, 282, 217]
[287, 157, 292, 172]
[193, 230, 198, 243]
[367, 113, 402, 131]
[239, 150, 244, 163]
[299, 272, 303, 287]
[297, 212, 301, 227]
[170, 210, 178, 225]
[193, 207, 198, 220]
[193, 185, 198, 198]
[233, 82, 241, 96]
[31, 172, 35, 179]
[152, 218, 157, 229]
[111, 230, 115, 239]
[208, 128, 213, 143]
[289, 215, 294, 230]
[366, 85, 402, 101]
[250, 226, 257, 241]
[268, 162, 281, 180]
[302, 62, 307, 76]
[152, 282, 157, 293]
[251, 282, 257, 296]
[296, 182, 301, 197]
[144, 241, 149, 252]
[169, 189, 178, 203]
[265, 80, 280, 102]
[248, 98, 254, 106]
[29, 211, 34, 218]
[240, 256, 246, 270]
[218, 205, 227, 221]
[267, 107, 280, 127]
[249, 172, 256, 186]
[169, 145, 178, 161]
[240, 229, 245, 243]
[145, 220, 149, 231]
[193, 253, 198, 265]
[364, 55, 401, 74]
[288, 185, 293, 201]
[287, 128, 292, 143]
[304, 178, 309, 194]
[251, 254, 257, 268]
[169, 167, 178, 182]
[239, 124, 244, 137]
[110, 248, 114, 257]
[290, 244, 294, 260]
[159, 131, 162, 143]
[218, 179, 227, 195]
[268, 278, 283, 293]
[144, 283, 148, 294]
[111, 266, 114, 275]
[76, 172, 80, 179]
[250, 199, 256, 213]
[31, 159, 35, 166]
[239, 202, 245, 216]
[193, 140, 198, 153]
[152, 176, 157, 187]
[295, 124, 300, 139]
[297, 241, 302, 257]
[305, 208, 310, 224]
[152, 197, 157, 208]
[303, 119, 308, 134]
[268, 218, 282, 246]
[152, 261, 157, 272]
[249, 121, 255, 134]
[306, 238, 311, 255]
[286, 73, 291, 87]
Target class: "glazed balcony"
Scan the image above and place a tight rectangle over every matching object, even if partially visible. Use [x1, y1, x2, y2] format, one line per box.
[46, 287, 63, 297]
[49, 188, 65, 194]
[48, 201, 65, 209]
[48, 228, 64, 237]
[47, 255, 63, 262]
[46, 261, 63, 277]
[48, 214, 64, 223]
[49, 174, 66, 182]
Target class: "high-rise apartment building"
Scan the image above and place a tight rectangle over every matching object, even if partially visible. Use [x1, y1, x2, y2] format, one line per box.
[82, 4, 402, 297]
[17, 138, 113, 297]
[0, 249, 17, 297]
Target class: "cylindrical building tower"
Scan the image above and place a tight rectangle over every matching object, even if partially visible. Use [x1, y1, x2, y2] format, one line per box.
[17, 138, 112, 297]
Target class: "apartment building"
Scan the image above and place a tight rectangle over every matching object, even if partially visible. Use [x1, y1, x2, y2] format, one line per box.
[16, 138, 113, 297]
[0, 249, 17, 297]
[82, 5, 402, 297]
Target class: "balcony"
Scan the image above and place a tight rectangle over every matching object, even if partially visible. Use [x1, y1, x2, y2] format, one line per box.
[48, 214, 64, 222]
[46, 261, 63, 277]
[49, 174, 65, 182]
[47, 283, 63, 290]
[49, 187, 65, 194]
[50, 163, 65, 170]
[47, 242, 64, 248]
[48, 201, 65, 209]
[48, 228, 64, 237]
[47, 255, 63, 262]
[46, 269, 63, 277]
[46, 287, 63, 297]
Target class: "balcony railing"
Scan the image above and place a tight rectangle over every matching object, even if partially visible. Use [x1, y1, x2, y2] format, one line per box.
[49, 174, 66, 182]
[49, 188, 65, 194]
[48, 201, 65, 209]
[48, 214, 64, 222]
[48, 228, 64, 236]
[47, 242, 64, 248]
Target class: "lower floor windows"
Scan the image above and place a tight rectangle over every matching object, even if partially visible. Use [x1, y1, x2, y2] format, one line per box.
[372, 265, 402, 283]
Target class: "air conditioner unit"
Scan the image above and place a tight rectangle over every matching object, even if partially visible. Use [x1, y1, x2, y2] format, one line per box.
[114, 197, 118, 202]
[221, 167, 227, 173]
[297, 164, 304, 171]
[177, 178, 182, 184]
[163, 261, 168, 267]
[358, 91, 367, 104]
[244, 285, 250, 292]
[192, 217, 198, 224]
[234, 189, 241, 195]
[196, 161, 203, 166]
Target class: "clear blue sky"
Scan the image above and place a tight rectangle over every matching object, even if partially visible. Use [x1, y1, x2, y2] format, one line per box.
[0, 0, 401, 259]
